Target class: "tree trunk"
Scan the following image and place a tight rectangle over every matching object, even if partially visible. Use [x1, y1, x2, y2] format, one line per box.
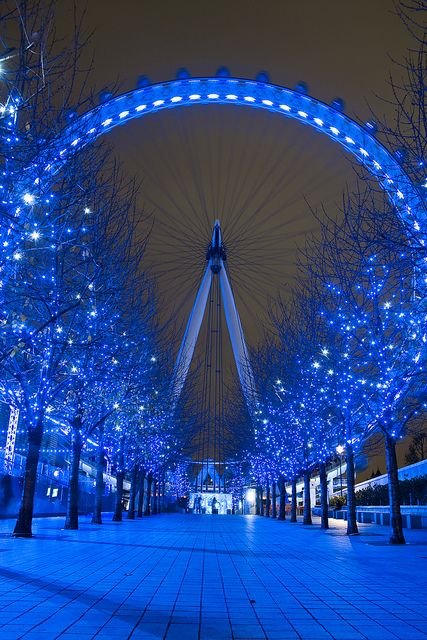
[303, 470, 312, 525]
[290, 477, 297, 522]
[278, 478, 286, 520]
[112, 436, 125, 522]
[346, 442, 359, 535]
[152, 479, 158, 515]
[266, 478, 271, 517]
[127, 466, 138, 519]
[91, 432, 104, 525]
[137, 469, 146, 517]
[255, 487, 260, 515]
[13, 421, 43, 537]
[144, 473, 152, 516]
[158, 476, 162, 513]
[112, 471, 124, 521]
[272, 481, 277, 519]
[259, 486, 264, 516]
[385, 434, 406, 545]
[64, 429, 83, 530]
[319, 462, 329, 530]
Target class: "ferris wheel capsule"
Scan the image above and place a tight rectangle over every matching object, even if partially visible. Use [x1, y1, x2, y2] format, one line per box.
[295, 82, 309, 95]
[394, 148, 407, 163]
[256, 71, 270, 83]
[365, 120, 378, 135]
[65, 109, 77, 120]
[176, 68, 191, 79]
[331, 97, 345, 112]
[216, 66, 230, 78]
[136, 75, 151, 89]
[98, 91, 113, 104]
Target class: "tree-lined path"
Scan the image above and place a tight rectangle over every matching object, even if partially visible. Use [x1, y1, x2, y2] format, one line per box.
[0, 515, 426, 640]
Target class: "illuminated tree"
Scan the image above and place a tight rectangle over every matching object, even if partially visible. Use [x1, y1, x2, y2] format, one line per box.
[2, 151, 125, 537]
[172, 461, 192, 502]
[0, 0, 100, 299]
[263, 290, 338, 528]
[305, 192, 427, 544]
[226, 459, 249, 514]
[110, 408, 154, 523]
[62, 296, 158, 528]
[37, 166, 151, 529]
[0, 3, 162, 537]
[374, 1, 426, 212]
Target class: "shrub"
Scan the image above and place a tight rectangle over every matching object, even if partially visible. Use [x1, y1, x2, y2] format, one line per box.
[355, 475, 427, 506]
[329, 495, 346, 508]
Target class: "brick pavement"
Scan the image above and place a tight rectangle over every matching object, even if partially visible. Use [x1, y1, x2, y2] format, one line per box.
[0, 514, 426, 640]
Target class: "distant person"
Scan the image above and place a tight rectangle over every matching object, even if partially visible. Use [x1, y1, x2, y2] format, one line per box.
[212, 496, 218, 514]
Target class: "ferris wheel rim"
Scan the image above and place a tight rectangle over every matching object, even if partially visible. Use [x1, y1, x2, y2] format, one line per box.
[19, 74, 425, 238]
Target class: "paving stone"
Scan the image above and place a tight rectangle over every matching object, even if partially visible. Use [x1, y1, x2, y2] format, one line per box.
[0, 514, 425, 640]
[165, 622, 199, 638]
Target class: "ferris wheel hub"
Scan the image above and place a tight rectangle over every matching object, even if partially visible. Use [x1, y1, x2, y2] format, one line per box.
[207, 220, 226, 271]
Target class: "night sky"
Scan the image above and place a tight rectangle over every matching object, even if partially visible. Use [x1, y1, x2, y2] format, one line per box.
[65, 1, 412, 412]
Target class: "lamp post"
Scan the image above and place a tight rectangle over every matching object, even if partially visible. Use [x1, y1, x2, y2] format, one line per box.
[336, 445, 345, 497]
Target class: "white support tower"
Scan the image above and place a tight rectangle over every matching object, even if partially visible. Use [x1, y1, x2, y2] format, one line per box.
[172, 220, 256, 415]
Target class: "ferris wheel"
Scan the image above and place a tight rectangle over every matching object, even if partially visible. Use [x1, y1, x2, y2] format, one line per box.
[17, 70, 426, 486]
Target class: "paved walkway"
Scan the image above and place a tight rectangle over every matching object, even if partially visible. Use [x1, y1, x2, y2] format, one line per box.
[0, 514, 426, 640]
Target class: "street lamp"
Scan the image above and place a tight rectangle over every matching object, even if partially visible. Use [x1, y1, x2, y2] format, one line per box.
[336, 444, 345, 497]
